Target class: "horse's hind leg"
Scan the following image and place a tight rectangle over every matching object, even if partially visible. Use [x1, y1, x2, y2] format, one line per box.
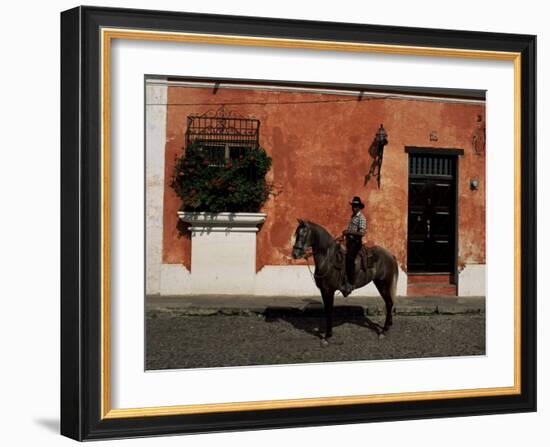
[321, 289, 335, 344]
[373, 279, 394, 333]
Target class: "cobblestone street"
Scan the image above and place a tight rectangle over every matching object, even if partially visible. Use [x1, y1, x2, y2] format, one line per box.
[146, 298, 485, 370]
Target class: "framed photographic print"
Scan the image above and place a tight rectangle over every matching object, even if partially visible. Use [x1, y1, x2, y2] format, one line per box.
[60, 5, 536, 441]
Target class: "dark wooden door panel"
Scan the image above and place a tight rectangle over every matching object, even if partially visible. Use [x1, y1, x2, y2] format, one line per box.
[407, 154, 456, 273]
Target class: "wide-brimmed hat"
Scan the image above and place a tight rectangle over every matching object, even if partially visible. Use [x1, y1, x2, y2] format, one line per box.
[349, 196, 365, 209]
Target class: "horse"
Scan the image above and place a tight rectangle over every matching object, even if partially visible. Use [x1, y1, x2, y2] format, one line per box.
[291, 219, 399, 345]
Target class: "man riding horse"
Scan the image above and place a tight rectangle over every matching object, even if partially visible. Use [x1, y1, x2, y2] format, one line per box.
[341, 196, 366, 297]
[291, 209, 398, 342]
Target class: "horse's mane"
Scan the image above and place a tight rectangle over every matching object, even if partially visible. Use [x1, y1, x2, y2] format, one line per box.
[303, 220, 336, 252]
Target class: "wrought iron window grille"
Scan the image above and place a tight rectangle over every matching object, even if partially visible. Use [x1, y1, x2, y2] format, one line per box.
[409, 154, 455, 178]
[185, 105, 261, 165]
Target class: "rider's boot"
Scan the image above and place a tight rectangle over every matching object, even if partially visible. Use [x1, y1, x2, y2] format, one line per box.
[341, 282, 353, 297]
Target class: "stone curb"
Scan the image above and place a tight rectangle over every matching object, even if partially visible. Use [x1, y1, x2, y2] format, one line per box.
[147, 302, 485, 318]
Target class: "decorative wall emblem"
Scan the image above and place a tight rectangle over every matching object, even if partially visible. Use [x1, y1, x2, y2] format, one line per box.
[472, 114, 486, 155]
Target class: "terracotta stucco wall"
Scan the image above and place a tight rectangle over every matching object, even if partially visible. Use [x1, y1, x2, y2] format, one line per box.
[162, 86, 485, 273]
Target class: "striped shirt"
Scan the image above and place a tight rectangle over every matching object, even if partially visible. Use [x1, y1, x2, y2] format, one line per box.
[347, 211, 367, 236]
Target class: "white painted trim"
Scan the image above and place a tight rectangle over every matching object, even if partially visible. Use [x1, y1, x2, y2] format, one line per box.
[145, 83, 167, 295]
[178, 211, 267, 233]
[458, 264, 486, 296]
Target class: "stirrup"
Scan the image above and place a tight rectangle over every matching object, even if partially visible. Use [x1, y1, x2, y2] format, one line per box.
[341, 283, 353, 297]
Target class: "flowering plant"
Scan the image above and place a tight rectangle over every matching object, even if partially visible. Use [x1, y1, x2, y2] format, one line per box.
[170, 143, 272, 213]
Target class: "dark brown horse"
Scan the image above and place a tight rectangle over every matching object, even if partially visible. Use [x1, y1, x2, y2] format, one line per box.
[292, 219, 398, 344]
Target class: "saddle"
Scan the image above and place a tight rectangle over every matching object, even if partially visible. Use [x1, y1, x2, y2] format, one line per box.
[359, 246, 376, 271]
[334, 244, 376, 271]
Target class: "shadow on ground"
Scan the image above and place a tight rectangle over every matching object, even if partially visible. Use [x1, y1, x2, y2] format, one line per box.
[264, 304, 384, 338]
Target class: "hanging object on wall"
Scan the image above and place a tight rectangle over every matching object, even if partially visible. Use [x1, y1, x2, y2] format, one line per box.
[472, 114, 486, 155]
[365, 124, 389, 188]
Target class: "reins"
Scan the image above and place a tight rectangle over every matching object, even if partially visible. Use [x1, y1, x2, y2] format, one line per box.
[294, 223, 346, 291]
[303, 238, 343, 280]
[304, 250, 330, 280]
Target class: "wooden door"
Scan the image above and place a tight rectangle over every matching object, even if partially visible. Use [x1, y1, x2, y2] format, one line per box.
[407, 153, 457, 273]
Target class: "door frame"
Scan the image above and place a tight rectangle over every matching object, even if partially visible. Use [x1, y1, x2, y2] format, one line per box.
[405, 147, 464, 284]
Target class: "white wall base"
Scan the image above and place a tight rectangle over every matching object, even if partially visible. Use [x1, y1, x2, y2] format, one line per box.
[151, 263, 408, 297]
[395, 265, 408, 296]
[159, 264, 191, 296]
[190, 230, 258, 294]
[176, 212, 267, 295]
[458, 264, 486, 296]
[254, 266, 324, 296]
[255, 265, 383, 296]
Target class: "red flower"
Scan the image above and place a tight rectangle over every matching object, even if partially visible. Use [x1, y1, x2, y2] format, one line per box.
[239, 154, 244, 160]
[248, 155, 254, 161]
[203, 159, 210, 165]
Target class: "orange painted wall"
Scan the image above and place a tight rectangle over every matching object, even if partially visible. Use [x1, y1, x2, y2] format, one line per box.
[162, 86, 486, 273]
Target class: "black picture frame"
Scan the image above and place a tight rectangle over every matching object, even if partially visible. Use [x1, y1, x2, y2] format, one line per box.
[61, 6, 536, 441]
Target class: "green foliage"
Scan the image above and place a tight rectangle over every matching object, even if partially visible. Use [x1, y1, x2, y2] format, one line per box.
[170, 143, 272, 213]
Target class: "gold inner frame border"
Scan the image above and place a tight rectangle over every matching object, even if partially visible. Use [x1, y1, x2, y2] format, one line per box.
[100, 27, 522, 420]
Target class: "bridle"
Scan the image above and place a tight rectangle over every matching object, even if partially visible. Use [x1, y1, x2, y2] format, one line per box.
[294, 224, 339, 280]
[293, 225, 309, 254]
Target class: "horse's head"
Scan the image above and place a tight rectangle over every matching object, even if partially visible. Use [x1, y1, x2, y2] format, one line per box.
[292, 219, 311, 259]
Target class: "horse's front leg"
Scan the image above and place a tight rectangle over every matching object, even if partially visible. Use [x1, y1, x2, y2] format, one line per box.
[321, 289, 335, 346]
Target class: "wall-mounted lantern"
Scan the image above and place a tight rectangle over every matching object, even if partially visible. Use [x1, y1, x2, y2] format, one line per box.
[376, 124, 388, 151]
[374, 124, 388, 187]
